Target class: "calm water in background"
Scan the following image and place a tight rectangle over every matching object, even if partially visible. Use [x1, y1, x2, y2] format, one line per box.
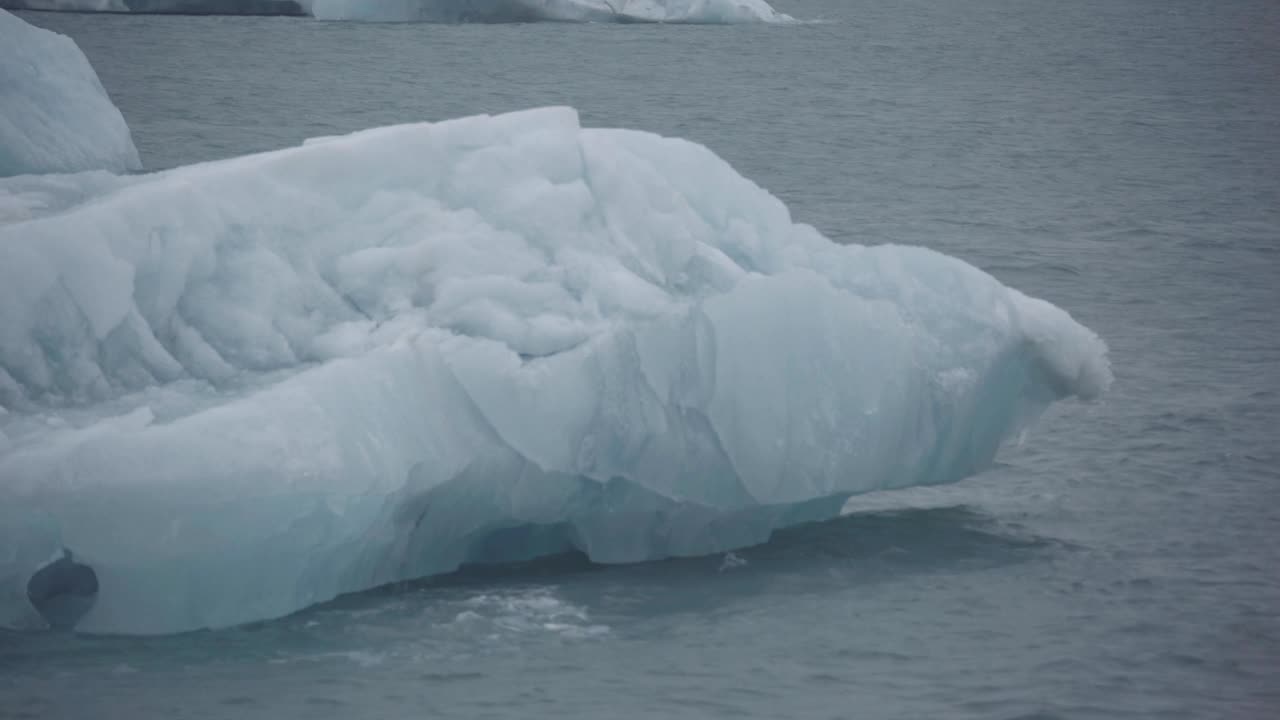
[3, 1, 1279, 718]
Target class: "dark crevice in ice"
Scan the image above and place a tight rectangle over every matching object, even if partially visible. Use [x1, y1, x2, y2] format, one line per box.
[26, 549, 98, 630]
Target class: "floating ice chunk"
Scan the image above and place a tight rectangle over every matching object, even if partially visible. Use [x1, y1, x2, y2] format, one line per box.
[0, 10, 141, 177]
[0, 107, 1110, 634]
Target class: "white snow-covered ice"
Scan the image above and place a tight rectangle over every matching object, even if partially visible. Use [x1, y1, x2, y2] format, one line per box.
[0, 10, 141, 177]
[0, 0, 791, 22]
[0, 107, 1110, 634]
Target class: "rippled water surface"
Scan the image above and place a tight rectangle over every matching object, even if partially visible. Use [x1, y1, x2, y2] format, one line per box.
[4, 1, 1279, 717]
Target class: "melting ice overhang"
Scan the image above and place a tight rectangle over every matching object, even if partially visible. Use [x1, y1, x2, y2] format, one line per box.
[0, 107, 1111, 634]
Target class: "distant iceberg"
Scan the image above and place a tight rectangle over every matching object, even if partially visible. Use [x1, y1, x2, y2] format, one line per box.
[3, 0, 309, 13]
[0, 0, 792, 22]
[305, 0, 792, 23]
[2, 0, 128, 10]
[2, 0, 129, 10]
[0, 10, 141, 177]
[0, 107, 1110, 634]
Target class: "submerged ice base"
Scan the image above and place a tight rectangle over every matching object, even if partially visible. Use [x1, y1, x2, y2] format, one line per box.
[0, 10, 141, 177]
[0, 107, 1110, 634]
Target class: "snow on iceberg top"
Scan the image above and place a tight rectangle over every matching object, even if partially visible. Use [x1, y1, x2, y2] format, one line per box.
[0, 10, 142, 177]
[0, 106, 1108, 412]
[0, 107, 1109, 634]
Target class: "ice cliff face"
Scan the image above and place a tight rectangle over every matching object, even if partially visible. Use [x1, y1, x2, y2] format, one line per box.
[0, 10, 141, 177]
[0, 107, 1110, 634]
[0, 0, 789, 22]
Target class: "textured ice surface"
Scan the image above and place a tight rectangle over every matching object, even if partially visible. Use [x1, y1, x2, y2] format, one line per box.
[0, 107, 1110, 634]
[0, 0, 789, 22]
[0, 10, 141, 177]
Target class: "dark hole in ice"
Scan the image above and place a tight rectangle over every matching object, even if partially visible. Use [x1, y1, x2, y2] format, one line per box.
[26, 549, 98, 630]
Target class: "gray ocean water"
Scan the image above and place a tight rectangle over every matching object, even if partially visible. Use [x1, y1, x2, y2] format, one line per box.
[3, 1, 1279, 718]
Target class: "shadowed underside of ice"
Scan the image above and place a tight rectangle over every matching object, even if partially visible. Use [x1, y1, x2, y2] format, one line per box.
[0, 107, 1110, 634]
[0, 10, 141, 177]
[1, 0, 791, 22]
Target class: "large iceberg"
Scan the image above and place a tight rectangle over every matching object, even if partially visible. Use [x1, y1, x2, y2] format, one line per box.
[0, 107, 1110, 634]
[0, 10, 141, 177]
[0, 0, 790, 22]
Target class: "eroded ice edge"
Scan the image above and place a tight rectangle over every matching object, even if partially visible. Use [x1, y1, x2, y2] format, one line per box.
[0, 107, 1110, 634]
[0, 10, 141, 178]
[0, 0, 794, 23]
